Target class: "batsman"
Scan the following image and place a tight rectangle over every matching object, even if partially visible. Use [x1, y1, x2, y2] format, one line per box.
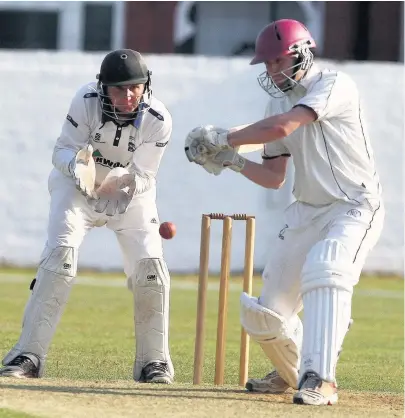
[0, 49, 175, 384]
[185, 19, 384, 405]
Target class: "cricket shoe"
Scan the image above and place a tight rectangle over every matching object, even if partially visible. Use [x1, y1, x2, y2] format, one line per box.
[139, 361, 173, 384]
[245, 369, 290, 394]
[293, 371, 338, 405]
[0, 354, 40, 378]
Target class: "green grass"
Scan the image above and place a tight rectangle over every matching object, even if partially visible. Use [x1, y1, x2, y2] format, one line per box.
[0, 273, 403, 417]
[0, 273, 403, 393]
[0, 409, 40, 418]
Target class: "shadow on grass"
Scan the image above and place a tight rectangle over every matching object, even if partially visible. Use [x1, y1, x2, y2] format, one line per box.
[0, 382, 292, 404]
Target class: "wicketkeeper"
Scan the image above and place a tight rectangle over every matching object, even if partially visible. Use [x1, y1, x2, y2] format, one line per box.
[0, 49, 175, 384]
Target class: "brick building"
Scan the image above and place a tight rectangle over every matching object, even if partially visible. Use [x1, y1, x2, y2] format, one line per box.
[125, 1, 404, 62]
[0, 1, 403, 62]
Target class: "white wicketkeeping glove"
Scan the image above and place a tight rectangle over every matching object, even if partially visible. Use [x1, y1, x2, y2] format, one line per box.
[87, 169, 137, 216]
[68, 144, 97, 199]
[185, 125, 231, 164]
[87, 188, 136, 216]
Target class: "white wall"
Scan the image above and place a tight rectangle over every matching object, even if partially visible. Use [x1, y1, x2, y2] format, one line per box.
[0, 52, 403, 274]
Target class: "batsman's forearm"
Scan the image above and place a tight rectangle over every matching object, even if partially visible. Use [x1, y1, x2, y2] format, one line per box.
[240, 159, 285, 189]
[52, 146, 76, 177]
[228, 116, 286, 147]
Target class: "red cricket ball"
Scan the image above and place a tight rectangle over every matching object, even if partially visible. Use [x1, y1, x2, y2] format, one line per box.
[159, 221, 176, 240]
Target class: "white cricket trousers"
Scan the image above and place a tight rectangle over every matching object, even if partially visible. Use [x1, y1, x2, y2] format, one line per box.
[259, 199, 385, 318]
[46, 168, 163, 277]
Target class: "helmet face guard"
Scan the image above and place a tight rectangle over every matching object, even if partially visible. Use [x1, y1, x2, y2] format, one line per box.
[96, 75, 152, 123]
[95, 49, 152, 122]
[251, 20, 316, 98]
[257, 42, 314, 98]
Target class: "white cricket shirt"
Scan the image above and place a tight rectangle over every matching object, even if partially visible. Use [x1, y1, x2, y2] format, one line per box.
[263, 64, 381, 207]
[52, 82, 172, 193]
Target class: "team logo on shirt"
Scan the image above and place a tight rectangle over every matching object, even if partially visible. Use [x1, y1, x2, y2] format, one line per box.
[92, 149, 129, 169]
[128, 136, 136, 152]
[93, 132, 106, 144]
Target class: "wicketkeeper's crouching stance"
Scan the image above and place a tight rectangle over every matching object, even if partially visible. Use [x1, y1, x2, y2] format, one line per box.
[0, 49, 174, 384]
[185, 19, 384, 405]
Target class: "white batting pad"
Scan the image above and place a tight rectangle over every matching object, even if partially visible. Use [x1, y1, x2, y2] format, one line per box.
[300, 287, 352, 384]
[132, 258, 174, 381]
[240, 293, 302, 388]
[299, 239, 354, 384]
[301, 239, 356, 292]
[240, 293, 292, 341]
[2, 246, 77, 376]
[259, 339, 301, 389]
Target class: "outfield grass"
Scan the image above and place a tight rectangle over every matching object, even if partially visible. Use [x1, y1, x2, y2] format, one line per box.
[0, 410, 39, 418]
[0, 272, 403, 417]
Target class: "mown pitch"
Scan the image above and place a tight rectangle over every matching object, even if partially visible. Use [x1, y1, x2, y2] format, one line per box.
[0, 271, 403, 417]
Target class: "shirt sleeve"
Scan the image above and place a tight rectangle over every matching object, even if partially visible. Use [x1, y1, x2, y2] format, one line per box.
[52, 88, 92, 176]
[295, 71, 356, 121]
[262, 141, 291, 160]
[129, 110, 173, 194]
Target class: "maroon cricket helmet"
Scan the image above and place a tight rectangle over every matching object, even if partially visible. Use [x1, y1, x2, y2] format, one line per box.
[250, 19, 316, 65]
